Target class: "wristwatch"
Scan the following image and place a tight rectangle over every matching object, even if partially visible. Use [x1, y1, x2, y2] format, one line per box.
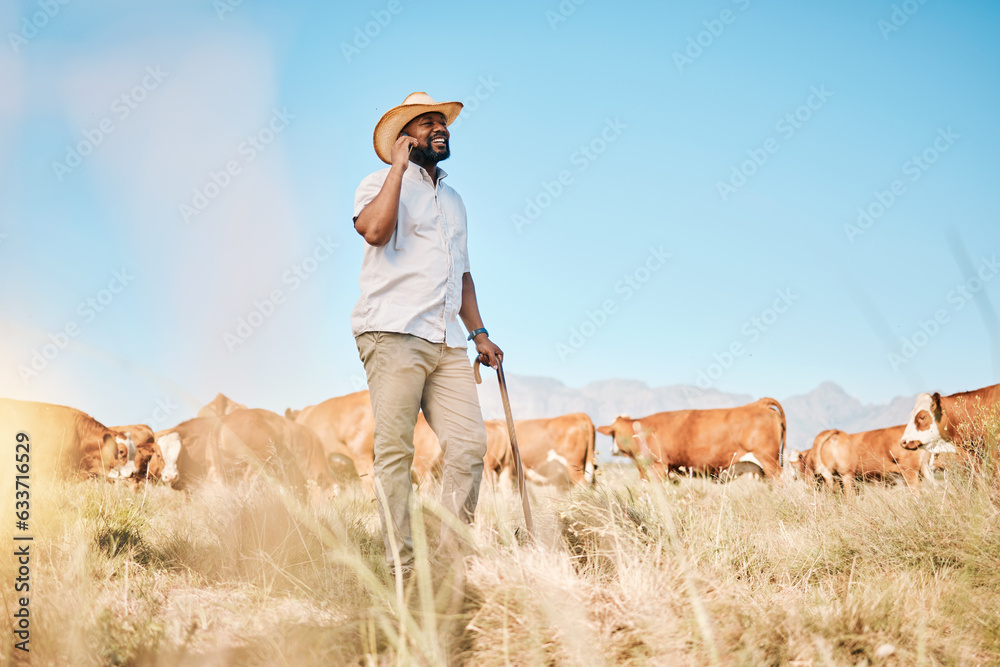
[467, 328, 488, 341]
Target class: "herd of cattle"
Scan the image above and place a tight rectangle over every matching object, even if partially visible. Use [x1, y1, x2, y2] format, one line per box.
[1, 382, 997, 499]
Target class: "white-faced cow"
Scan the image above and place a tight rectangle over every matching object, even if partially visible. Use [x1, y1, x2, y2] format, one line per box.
[155, 417, 222, 490]
[108, 423, 164, 484]
[901, 384, 1000, 457]
[157, 410, 356, 499]
[597, 398, 786, 480]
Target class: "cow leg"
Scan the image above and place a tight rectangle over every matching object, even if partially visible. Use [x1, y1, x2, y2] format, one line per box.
[919, 450, 937, 486]
[759, 457, 782, 481]
[842, 473, 855, 497]
[497, 466, 512, 490]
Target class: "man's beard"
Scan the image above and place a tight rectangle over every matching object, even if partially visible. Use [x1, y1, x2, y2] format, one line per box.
[413, 139, 450, 162]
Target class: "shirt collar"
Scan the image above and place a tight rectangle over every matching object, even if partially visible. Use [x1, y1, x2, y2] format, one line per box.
[404, 161, 448, 186]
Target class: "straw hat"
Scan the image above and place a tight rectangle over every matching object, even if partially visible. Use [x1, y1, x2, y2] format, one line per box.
[372, 92, 463, 164]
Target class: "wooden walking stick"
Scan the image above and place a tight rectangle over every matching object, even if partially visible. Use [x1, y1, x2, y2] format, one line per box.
[474, 358, 534, 538]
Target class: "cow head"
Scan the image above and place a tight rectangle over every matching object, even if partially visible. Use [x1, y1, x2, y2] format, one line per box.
[597, 415, 631, 456]
[901, 392, 945, 450]
[158, 432, 183, 486]
[107, 432, 137, 479]
[103, 432, 127, 469]
[131, 440, 165, 482]
[597, 415, 653, 462]
[785, 449, 805, 479]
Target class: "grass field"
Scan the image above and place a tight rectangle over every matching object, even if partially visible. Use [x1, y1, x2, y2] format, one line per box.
[3, 449, 1000, 666]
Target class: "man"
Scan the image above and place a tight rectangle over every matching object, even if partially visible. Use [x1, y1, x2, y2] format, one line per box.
[352, 92, 502, 578]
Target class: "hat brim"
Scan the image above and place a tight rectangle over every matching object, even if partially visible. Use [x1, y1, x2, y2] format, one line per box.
[373, 101, 463, 164]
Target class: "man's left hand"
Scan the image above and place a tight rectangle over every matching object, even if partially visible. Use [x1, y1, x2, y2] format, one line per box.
[475, 336, 503, 369]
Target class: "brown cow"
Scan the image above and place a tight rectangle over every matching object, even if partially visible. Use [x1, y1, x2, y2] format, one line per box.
[215, 409, 307, 491]
[0, 398, 130, 479]
[901, 383, 1000, 456]
[109, 424, 164, 483]
[483, 419, 512, 481]
[802, 425, 927, 495]
[218, 409, 355, 500]
[287, 391, 441, 493]
[482, 413, 596, 488]
[597, 398, 786, 480]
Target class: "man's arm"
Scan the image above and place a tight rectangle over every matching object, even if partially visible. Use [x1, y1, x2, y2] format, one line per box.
[459, 272, 503, 368]
[353, 135, 417, 246]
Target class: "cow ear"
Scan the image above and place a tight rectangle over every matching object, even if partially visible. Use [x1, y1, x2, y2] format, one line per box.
[931, 392, 943, 421]
[596, 425, 614, 436]
[103, 433, 119, 457]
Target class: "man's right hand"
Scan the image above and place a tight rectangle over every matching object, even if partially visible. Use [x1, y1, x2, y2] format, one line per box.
[355, 137, 413, 246]
[390, 134, 417, 169]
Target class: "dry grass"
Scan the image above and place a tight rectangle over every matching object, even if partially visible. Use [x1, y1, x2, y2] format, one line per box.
[3, 430, 1000, 666]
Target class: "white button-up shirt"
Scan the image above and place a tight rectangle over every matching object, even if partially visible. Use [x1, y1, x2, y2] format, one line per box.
[351, 163, 470, 348]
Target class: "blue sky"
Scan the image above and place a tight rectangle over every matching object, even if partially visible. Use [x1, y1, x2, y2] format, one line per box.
[1, 0, 998, 428]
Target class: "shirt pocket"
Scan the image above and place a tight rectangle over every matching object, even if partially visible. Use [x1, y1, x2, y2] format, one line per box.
[395, 198, 439, 252]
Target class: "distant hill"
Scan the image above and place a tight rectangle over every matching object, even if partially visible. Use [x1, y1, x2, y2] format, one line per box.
[474, 376, 916, 458]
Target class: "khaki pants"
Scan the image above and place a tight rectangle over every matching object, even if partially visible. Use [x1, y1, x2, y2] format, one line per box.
[355, 332, 487, 570]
